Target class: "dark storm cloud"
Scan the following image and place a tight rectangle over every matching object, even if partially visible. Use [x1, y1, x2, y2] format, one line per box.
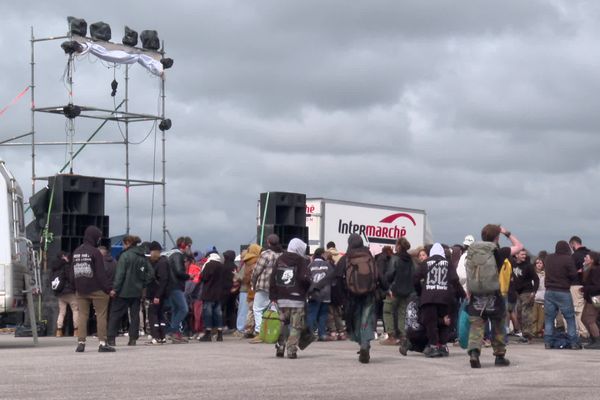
[2, 0, 600, 253]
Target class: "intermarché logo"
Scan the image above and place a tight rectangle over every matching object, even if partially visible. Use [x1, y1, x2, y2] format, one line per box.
[337, 213, 417, 245]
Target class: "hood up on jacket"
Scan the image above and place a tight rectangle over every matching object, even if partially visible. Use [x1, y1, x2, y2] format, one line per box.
[206, 252, 222, 263]
[430, 243, 445, 258]
[555, 241, 572, 256]
[287, 238, 307, 257]
[223, 250, 236, 262]
[243, 244, 262, 263]
[347, 233, 364, 251]
[83, 226, 102, 247]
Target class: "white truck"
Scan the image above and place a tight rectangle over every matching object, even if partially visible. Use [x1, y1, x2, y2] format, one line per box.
[306, 198, 432, 255]
[1, 158, 40, 337]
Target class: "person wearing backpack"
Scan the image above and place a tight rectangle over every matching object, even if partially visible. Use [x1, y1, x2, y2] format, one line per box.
[268, 238, 311, 359]
[383, 238, 414, 349]
[339, 233, 381, 364]
[107, 236, 154, 346]
[51, 251, 79, 338]
[306, 248, 336, 341]
[466, 224, 523, 368]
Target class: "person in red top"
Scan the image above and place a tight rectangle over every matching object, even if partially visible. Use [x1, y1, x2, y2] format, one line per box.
[184, 256, 203, 338]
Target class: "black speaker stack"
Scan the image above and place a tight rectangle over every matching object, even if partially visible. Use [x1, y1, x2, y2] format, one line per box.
[27, 175, 109, 258]
[257, 192, 308, 250]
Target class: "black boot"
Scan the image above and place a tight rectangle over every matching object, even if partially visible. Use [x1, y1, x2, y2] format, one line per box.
[495, 355, 510, 366]
[469, 349, 481, 369]
[584, 337, 600, 349]
[107, 337, 116, 347]
[198, 330, 212, 342]
[275, 344, 285, 358]
[128, 338, 136, 346]
[75, 342, 85, 353]
[216, 330, 223, 342]
[358, 348, 370, 364]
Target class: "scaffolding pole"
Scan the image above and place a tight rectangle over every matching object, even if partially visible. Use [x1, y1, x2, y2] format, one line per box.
[161, 41, 167, 247]
[30, 27, 35, 198]
[125, 65, 130, 235]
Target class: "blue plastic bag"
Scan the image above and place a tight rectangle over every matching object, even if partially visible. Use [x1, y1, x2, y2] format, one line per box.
[458, 301, 470, 349]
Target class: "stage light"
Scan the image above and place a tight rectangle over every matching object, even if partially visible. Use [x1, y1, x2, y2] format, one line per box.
[141, 30, 160, 50]
[161, 58, 174, 69]
[60, 40, 83, 55]
[122, 26, 138, 47]
[63, 104, 81, 119]
[159, 119, 172, 131]
[90, 21, 111, 41]
[67, 16, 87, 36]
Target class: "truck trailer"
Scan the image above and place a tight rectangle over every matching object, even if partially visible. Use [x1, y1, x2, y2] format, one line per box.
[306, 198, 432, 255]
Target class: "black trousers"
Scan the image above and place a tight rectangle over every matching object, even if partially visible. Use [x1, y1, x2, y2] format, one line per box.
[148, 302, 167, 340]
[108, 297, 141, 340]
[420, 303, 450, 346]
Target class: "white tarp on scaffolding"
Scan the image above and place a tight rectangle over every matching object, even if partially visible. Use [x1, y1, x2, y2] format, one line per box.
[77, 41, 163, 76]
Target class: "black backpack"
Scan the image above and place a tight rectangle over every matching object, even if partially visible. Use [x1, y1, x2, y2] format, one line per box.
[50, 267, 67, 295]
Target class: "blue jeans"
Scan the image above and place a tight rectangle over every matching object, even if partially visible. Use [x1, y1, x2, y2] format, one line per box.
[307, 301, 330, 338]
[253, 290, 270, 334]
[544, 290, 579, 346]
[203, 301, 223, 329]
[236, 292, 248, 332]
[167, 289, 188, 334]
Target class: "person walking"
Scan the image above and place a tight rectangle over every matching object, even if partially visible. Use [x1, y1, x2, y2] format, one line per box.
[306, 248, 335, 341]
[51, 252, 79, 338]
[146, 241, 170, 344]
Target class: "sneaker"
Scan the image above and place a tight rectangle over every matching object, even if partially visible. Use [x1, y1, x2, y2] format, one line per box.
[128, 339, 136, 346]
[248, 336, 264, 344]
[570, 343, 583, 350]
[216, 330, 223, 342]
[438, 345, 449, 357]
[232, 330, 244, 338]
[75, 343, 85, 353]
[495, 355, 510, 366]
[469, 350, 481, 369]
[423, 345, 441, 358]
[276, 345, 285, 358]
[171, 333, 189, 344]
[584, 341, 600, 350]
[287, 352, 297, 359]
[358, 348, 370, 364]
[517, 336, 529, 344]
[107, 337, 116, 347]
[398, 338, 409, 356]
[482, 339, 492, 348]
[145, 339, 161, 345]
[243, 332, 256, 339]
[318, 335, 334, 342]
[379, 337, 399, 346]
[98, 344, 116, 353]
[337, 332, 347, 341]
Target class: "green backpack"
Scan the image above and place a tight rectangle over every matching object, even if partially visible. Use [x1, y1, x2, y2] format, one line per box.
[259, 305, 281, 344]
[465, 242, 500, 295]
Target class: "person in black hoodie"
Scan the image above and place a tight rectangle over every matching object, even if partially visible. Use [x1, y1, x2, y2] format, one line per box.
[146, 241, 170, 344]
[71, 225, 114, 353]
[199, 252, 225, 342]
[414, 243, 461, 358]
[269, 238, 311, 359]
[52, 252, 79, 338]
[543, 240, 580, 349]
[512, 249, 540, 341]
[385, 238, 415, 349]
[569, 236, 591, 339]
[221, 250, 238, 332]
[339, 234, 381, 364]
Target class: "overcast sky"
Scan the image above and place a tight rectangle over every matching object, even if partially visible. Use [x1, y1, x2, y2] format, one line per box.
[2, 0, 600, 255]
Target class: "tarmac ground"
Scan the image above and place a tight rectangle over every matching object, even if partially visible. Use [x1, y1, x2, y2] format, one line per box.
[0, 333, 599, 400]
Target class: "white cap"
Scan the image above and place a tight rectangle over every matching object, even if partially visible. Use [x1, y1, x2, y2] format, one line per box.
[463, 235, 475, 247]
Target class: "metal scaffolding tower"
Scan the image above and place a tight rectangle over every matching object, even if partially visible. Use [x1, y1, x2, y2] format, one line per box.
[0, 27, 170, 246]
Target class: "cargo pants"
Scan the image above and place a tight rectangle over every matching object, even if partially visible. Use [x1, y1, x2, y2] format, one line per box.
[277, 307, 305, 354]
[468, 315, 506, 356]
[517, 292, 536, 338]
[383, 294, 409, 338]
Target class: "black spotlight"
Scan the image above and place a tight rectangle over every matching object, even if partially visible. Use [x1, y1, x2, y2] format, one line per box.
[111, 79, 118, 97]
[90, 21, 112, 41]
[61, 40, 83, 55]
[140, 30, 160, 50]
[159, 119, 172, 131]
[67, 16, 87, 37]
[122, 26, 138, 47]
[160, 58, 174, 69]
[63, 104, 81, 119]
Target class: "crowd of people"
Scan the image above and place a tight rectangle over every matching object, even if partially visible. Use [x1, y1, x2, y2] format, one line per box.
[49, 223, 600, 366]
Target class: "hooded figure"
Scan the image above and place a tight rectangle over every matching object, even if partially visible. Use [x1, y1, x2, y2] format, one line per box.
[545, 241, 577, 292]
[287, 238, 307, 257]
[222, 250, 238, 330]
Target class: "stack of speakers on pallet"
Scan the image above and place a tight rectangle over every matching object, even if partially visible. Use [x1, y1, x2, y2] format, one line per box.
[257, 192, 308, 251]
[28, 175, 109, 258]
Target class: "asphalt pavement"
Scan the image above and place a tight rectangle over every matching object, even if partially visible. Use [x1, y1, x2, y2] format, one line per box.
[0, 333, 599, 400]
